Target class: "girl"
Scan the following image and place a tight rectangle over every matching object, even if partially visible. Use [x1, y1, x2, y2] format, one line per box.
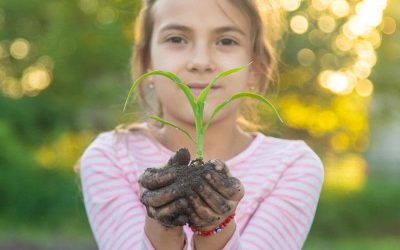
[79, 0, 324, 249]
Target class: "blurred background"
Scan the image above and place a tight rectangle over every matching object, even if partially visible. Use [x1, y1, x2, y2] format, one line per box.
[0, 0, 399, 249]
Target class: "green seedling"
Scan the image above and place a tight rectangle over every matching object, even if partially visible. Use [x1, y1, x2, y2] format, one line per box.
[123, 63, 283, 161]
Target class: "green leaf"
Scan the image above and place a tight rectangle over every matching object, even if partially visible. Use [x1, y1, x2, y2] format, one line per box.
[196, 62, 252, 106]
[149, 115, 196, 144]
[203, 92, 284, 133]
[123, 70, 162, 112]
[123, 70, 198, 116]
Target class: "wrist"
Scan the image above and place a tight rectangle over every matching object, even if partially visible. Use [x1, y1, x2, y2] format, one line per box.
[145, 216, 186, 250]
[145, 215, 184, 236]
[190, 212, 236, 237]
[192, 220, 236, 250]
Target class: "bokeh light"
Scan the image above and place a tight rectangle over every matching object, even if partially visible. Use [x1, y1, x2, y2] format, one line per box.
[355, 78, 374, 97]
[290, 15, 309, 34]
[311, 0, 331, 11]
[21, 66, 52, 96]
[96, 7, 118, 25]
[318, 15, 336, 33]
[334, 34, 353, 51]
[279, 0, 302, 11]
[329, 0, 350, 18]
[35, 131, 95, 169]
[297, 48, 316, 66]
[325, 71, 351, 94]
[381, 16, 397, 35]
[79, 0, 99, 14]
[10, 38, 31, 60]
[324, 153, 367, 192]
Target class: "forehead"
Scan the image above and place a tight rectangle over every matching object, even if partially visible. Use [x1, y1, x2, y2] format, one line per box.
[152, 0, 250, 35]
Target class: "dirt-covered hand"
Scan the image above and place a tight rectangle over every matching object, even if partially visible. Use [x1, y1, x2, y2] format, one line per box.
[187, 160, 244, 228]
[139, 148, 191, 227]
[138, 148, 244, 228]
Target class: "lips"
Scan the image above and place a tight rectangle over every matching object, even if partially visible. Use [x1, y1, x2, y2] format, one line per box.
[187, 83, 220, 97]
[187, 83, 220, 89]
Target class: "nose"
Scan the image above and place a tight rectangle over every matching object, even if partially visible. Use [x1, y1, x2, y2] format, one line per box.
[186, 43, 216, 73]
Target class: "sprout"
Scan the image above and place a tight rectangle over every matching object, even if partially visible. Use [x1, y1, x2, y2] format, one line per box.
[123, 63, 283, 160]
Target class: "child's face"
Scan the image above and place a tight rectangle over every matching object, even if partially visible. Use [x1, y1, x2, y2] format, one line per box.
[150, 0, 256, 124]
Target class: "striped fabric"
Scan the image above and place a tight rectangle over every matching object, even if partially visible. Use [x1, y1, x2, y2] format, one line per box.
[80, 124, 324, 250]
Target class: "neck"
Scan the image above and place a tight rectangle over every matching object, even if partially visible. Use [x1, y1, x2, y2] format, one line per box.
[152, 113, 254, 162]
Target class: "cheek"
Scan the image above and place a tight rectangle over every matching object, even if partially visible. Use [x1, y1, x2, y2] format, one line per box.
[150, 46, 187, 71]
[223, 70, 252, 90]
[154, 80, 184, 104]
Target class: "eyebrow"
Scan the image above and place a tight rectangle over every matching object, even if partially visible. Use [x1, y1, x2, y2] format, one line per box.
[159, 24, 246, 36]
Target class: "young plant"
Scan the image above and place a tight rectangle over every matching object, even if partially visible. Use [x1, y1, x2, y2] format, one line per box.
[123, 64, 283, 161]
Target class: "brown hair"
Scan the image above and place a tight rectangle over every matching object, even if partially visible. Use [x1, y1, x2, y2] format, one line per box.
[129, 0, 284, 131]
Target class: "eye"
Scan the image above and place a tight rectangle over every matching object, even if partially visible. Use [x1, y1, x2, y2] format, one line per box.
[166, 36, 186, 44]
[217, 38, 238, 46]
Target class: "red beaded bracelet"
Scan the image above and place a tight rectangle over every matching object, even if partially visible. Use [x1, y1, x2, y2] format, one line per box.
[189, 212, 236, 237]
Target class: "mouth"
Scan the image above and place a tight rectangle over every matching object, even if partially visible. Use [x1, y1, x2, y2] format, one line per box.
[187, 83, 220, 90]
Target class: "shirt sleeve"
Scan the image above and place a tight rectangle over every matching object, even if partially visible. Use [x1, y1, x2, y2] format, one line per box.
[79, 135, 156, 250]
[216, 141, 324, 250]
[241, 141, 324, 249]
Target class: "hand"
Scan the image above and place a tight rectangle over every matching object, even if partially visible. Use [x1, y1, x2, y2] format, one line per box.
[139, 148, 245, 229]
[139, 148, 191, 227]
[186, 159, 244, 229]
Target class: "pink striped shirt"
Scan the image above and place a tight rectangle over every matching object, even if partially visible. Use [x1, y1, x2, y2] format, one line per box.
[80, 124, 324, 250]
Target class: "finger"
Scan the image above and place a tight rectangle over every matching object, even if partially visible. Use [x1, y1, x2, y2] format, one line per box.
[203, 171, 244, 200]
[141, 183, 185, 207]
[209, 160, 231, 176]
[187, 193, 220, 225]
[169, 214, 189, 227]
[139, 167, 177, 190]
[154, 198, 188, 222]
[192, 183, 233, 215]
[186, 207, 210, 228]
[168, 148, 191, 166]
[147, 208, 188, 228]
[155, 198, 189, 227]
[187, 190, 222, 222]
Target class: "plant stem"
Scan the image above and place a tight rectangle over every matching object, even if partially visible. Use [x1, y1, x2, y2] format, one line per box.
[194, 113, 204, 160]
[196, 130, 203, 160]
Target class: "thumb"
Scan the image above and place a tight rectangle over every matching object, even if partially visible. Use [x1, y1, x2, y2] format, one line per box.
[168, 148, 191, 166]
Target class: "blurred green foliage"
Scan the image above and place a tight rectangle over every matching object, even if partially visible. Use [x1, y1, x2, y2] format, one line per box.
[0, 0, 399, 247]
[0, 0, 141, 234]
